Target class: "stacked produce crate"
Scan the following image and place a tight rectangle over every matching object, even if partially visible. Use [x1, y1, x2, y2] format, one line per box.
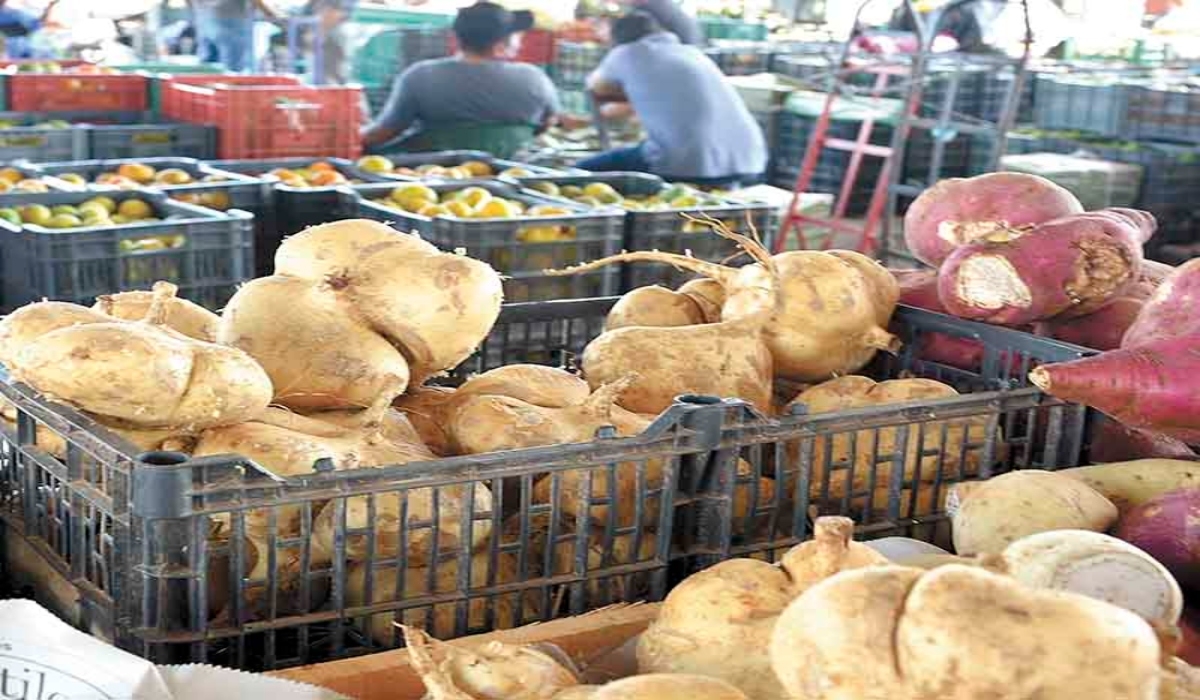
[553, 41, 606, 116]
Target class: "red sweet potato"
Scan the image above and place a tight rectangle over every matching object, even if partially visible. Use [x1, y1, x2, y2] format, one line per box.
[1088, 415, 1197, 464]
[903, 172, 1083, 266]
[1029, 335, 1200, 444]
[1123, 258, 1200, 348]
[1033, 296, 1145, 351]
[937, 208, 1155, 326]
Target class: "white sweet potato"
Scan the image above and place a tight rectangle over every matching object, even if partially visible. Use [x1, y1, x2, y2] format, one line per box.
[1003, 529, 1183, 628]
[951, 470, 1118, 555]
[1058, 459, 1200, 513]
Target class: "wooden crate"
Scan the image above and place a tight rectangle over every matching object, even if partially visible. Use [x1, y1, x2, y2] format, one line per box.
[269, 603, 661, 700]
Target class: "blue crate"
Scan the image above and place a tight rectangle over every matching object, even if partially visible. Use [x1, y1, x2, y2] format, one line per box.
[0, 189, 252, 311]
[88, 118, 215, 160]
[1125, 84, 1200, 145]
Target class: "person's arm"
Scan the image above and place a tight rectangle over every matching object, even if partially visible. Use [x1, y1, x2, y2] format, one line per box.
[361, 68, 420, 147]
[534, 71, 560, 135]
[586, 50, 627, 103]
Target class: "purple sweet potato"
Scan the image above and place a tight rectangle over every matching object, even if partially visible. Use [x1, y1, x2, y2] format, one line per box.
[1034, 296, 1145, 351]
[1088, 416, 1197, 464]
[1123, 258, 1200, 348]
[1116, 488, 1200, 591]
[903, 172, 1083, 266]
[938, 208, 1155, 326]
[1029, 335, 1200, 444]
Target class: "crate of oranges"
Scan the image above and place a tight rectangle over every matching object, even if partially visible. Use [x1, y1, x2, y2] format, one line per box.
[207, 157, 394, 273]
[347, 180, 624, 302]
[0, 189, 252, 311]
[353, 150, 568, 181]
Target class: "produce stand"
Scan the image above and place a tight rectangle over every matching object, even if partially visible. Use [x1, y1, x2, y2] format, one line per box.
[0, 297, 1093, 669]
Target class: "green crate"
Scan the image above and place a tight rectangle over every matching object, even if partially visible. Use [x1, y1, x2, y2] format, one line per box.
[350, 7, 454, 26]
[699, 17, 769, 42]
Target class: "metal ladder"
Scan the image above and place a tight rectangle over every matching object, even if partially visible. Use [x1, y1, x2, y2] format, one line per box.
[774, 0, 1032, 260]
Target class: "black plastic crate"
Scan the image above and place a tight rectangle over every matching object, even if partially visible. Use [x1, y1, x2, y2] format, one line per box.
[901, 127, 975, 186]
[0, 298, 1093, 669]
[1125, 84, 1200, 145]
[553, 41, 606, 90]
[770, 54, 836, 88]
[348, 180, 625, 301]
[208, 157, 390, 271]
[1032, 74, 1134, 138]
[704, 41, 774, 77]
[0, 112, 86, 162]
[772, 109, 893, 217]
[0, 189, 252, 311]
[506, 172, 777, 291]
[1001, 132, 1200, 220]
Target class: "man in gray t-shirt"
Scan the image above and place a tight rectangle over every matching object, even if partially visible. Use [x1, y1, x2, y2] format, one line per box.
[619, 0, 702, 45]
[361, 2, 559, 150]
[580, 12, 766, 184]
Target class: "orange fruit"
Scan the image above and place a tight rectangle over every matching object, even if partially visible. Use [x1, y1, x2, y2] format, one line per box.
[309, 161, 335, 172]
[309, 170, 347, 187]
[117, 163, 156, 184]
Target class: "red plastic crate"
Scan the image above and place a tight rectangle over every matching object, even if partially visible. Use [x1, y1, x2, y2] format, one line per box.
[447, 29, 556, 64]
[164, 80, 363, 159]
[7, 73, 147, 113]
[160, 75, 302, 123]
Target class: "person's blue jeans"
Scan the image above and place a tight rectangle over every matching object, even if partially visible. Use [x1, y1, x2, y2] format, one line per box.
[576, 143, 763, 188]
[195, 14, 254, 72]
[576, 145, 652, 173]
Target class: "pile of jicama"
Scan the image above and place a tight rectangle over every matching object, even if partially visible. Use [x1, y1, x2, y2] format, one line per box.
[402, 514, 1200, 700]
[898, 171, 1200, 461]
[0, 217, 975, 635]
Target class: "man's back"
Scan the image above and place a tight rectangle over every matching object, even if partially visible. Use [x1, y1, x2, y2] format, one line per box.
[376, 58, 558, 134]
[597, 32, 766, 179]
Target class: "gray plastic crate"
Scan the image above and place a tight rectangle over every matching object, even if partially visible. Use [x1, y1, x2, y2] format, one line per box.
[37, 157, 272, 274]
[0, 112, 87, 162]
[88, 118, 216, 160]
[505, 172, 777, 291]
[0, 189, 252, 311]
[208, 157, 391, 273]
[348, 180, 625, 301]
[0, 298, 1093, 669]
